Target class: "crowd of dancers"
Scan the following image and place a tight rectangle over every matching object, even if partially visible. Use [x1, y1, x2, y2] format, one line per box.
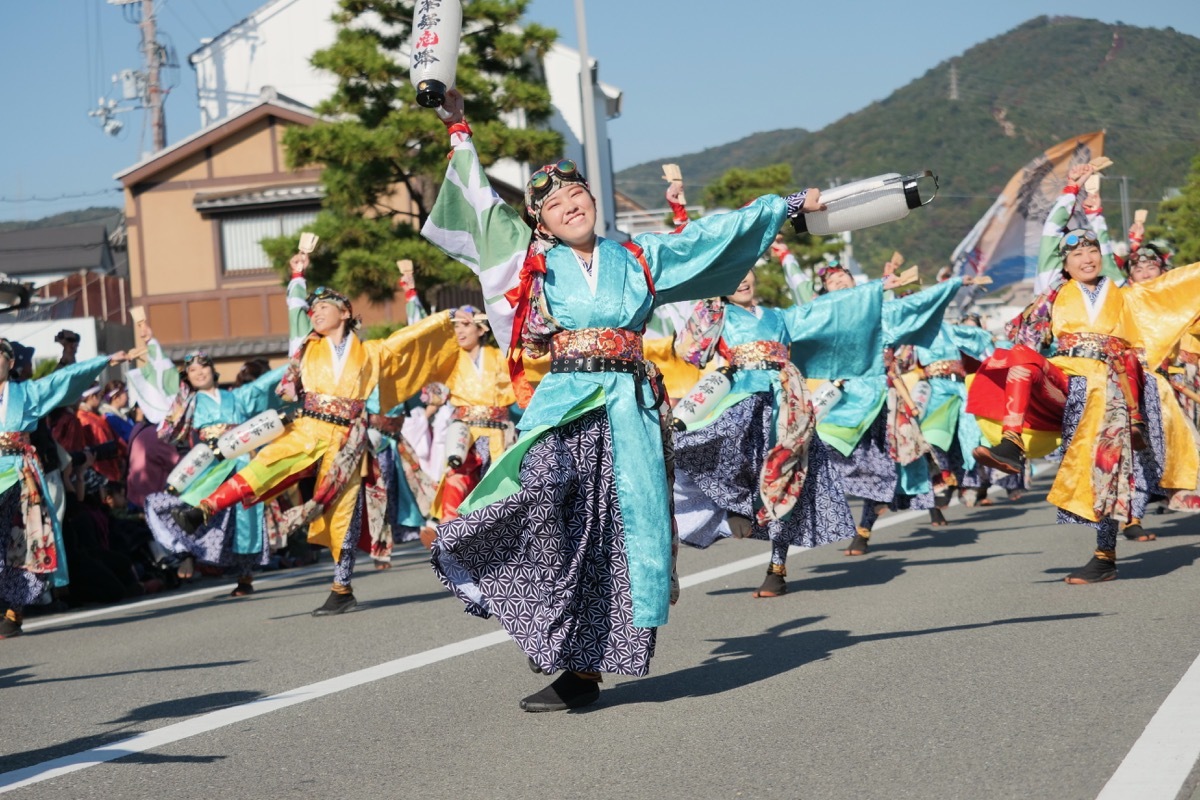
[3, 91, 1198, 715]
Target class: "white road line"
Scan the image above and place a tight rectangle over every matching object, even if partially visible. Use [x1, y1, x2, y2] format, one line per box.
[0, 504, 941, 793]
[21, 548, 432, 632]
[1095, 654, 1200, 800]
[0, 631, 511, 793]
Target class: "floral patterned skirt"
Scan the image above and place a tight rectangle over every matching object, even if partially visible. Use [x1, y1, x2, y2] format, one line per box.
[0, 484, 46, 609]
[431, 409, 656, 677]
[673, 393, 855, 549]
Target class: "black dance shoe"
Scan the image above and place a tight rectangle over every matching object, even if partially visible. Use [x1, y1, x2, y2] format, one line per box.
[973, 437, 1025, 475]
[311, 591, 357, 616]
[520, 672, 601, 712]
[1064, 556, 1117, 584]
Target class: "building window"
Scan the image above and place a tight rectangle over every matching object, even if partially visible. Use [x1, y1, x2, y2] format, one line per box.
[220, 209, 317, 273]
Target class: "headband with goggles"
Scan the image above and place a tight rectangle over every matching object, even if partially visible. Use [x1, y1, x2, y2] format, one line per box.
[1058, 229, 1099, 254]
[524, 159, 590, 219]
[183, 351, 214, 366]
[306, 286, 353, 312]
[1127, 247, 1168, 270]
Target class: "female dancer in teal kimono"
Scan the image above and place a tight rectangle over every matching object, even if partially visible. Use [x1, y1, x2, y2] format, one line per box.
[143, 328, 286, 597]
[911, 321, 995, 518]
[421, 89, 822, 711]
[805, 268, 975, 556]
[671, 268, 860, 598]
[0, 340, 129, 639]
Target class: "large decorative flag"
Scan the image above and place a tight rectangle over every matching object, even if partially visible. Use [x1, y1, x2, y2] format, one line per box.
[951, 131, 1104, 290]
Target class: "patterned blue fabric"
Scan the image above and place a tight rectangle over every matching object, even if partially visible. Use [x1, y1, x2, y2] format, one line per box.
[673, 394, 855, 553]
[144, 492, 268, 571]
[432, 409, 657, 676]
[826, 410, 934, 510]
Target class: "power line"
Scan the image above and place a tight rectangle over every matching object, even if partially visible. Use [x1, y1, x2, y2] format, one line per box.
[0, 189, 122, 204]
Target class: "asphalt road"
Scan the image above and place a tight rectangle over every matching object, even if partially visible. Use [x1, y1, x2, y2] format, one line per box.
[3, 475, 1200, 800]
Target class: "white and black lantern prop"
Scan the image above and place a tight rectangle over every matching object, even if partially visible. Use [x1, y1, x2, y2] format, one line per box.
[793, 171, 938, 236]
[409, 0, 463, 108]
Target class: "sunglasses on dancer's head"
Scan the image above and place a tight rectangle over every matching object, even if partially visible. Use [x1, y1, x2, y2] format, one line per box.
[527, 160, 579, 195]
[183, 352, 211, 365]
[1060, 230, 1099, 251]
[306, 287, 343, 307]
[1131, 250, 1164, 266]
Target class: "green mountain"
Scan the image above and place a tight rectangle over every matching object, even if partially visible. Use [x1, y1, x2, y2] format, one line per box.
[0, 206, 122, 234]
[615, 16, 1200, 275]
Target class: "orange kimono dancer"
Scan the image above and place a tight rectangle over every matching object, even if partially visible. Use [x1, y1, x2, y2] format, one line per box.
[197, 276, 458, 566]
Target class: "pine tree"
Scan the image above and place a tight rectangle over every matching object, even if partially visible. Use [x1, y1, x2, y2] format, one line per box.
[263, 0, 563, 304]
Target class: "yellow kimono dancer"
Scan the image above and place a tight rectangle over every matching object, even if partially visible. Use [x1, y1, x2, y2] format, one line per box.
[179, 253, 457, 615]
[971, 232, 1200, 583]
[430, 306, 517, 522]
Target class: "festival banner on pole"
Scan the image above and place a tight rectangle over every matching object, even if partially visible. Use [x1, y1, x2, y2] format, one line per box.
[951, 131, 1105, 290]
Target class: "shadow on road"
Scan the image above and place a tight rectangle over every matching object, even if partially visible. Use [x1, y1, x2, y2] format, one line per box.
[0, 660, 252, 690]
[593, 612, 1102, 711]
[107, 690, 265, 724]
[1043, 541, 1200, 581]
[0, 690, 259, 776]
[707, 550, 1034, 596]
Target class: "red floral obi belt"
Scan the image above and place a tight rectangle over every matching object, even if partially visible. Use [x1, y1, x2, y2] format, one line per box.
[0, 431, 32, 457]
[727, 340, 789, 372]
[924, 359, 967, 382]
[1052, 332, 1130, 363]
[452, 405, 510, 429]
[197, 423, 236, 443]
[549, 328, 645, 377]
[300, 392, 367, 427]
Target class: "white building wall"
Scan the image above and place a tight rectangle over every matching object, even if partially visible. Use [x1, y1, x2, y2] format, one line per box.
[190, 0, 623, 237]
[191, 0, 335, 127]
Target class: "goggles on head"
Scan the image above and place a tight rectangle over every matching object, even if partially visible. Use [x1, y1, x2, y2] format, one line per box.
[0, 339, 13, 361]
[1129, 248, 1166, 269]
[524, 159, 588, 219]
[183, 351, 213, 367]
[1059, 229, 1099, 253]
[306, 286, 352, 312]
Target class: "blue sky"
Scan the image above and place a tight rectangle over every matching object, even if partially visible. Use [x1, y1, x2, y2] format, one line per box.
[1, 0, 1197, 222]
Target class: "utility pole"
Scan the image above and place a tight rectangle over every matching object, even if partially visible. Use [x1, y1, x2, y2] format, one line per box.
[949, 61, 959, 101]
[574, 0, 607, 238]
[90, 0, 174, 154]
[141, 0, 166, 151]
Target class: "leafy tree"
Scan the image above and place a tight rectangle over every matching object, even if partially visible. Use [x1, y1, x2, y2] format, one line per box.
[1150, 152, 1200, 265]
[264, 0, 563, 303]
[703, 163, 840, 306]
[703, 163, 793, 210]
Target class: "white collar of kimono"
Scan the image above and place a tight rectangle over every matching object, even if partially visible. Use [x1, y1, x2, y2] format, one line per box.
[328, 332, 357, 382]
[199, 387, 221, 401]
[1079, 277, 1109, 325]
[572, 247, 598, 295]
